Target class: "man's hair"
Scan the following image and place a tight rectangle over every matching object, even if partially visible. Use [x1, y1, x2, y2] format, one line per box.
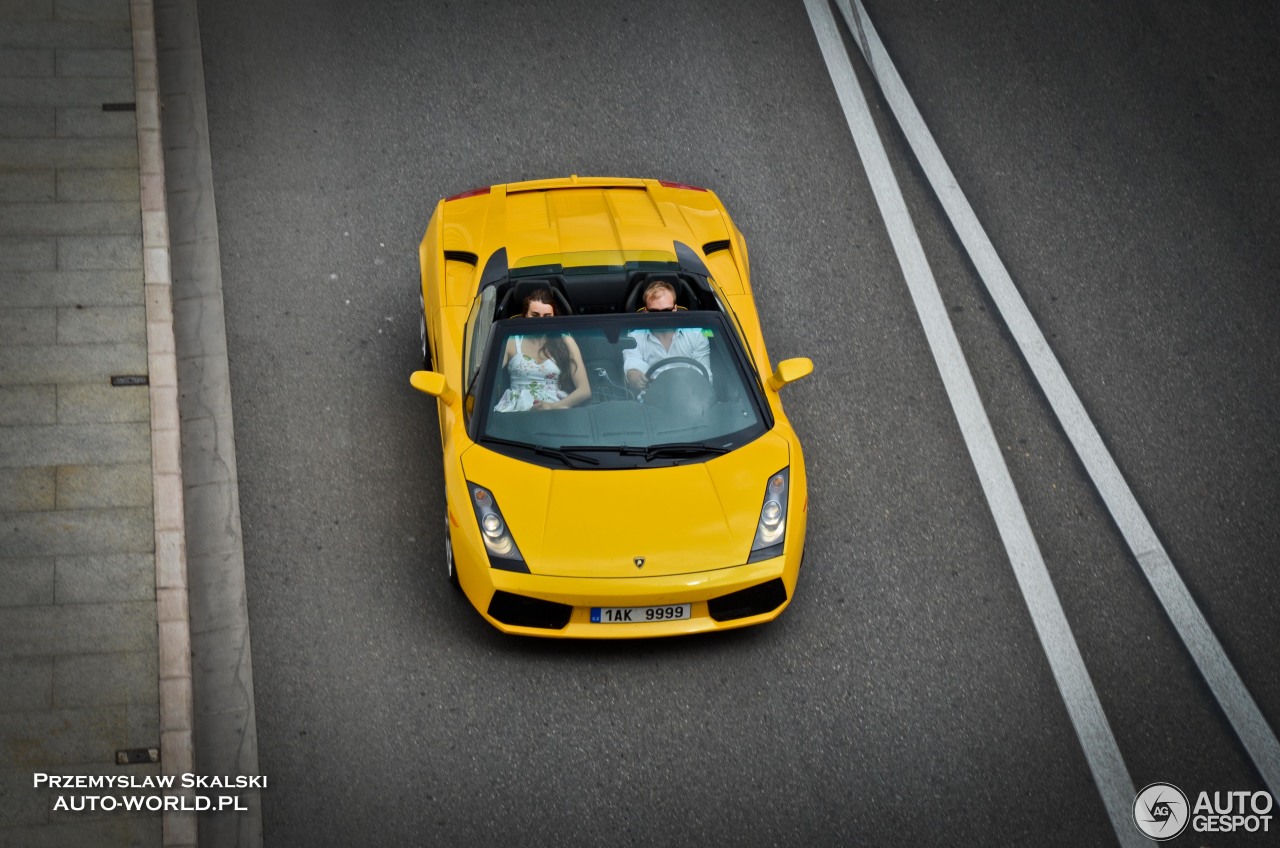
[642, 279, 676, 305]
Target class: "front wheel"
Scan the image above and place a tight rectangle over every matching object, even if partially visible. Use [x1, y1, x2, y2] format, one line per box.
[444, 515, 459, 589]
[419, 299, 432, 370]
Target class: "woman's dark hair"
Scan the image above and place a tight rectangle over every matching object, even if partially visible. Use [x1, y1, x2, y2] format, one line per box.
[523, 288, 576, 393]
[522, 288, 558, 316]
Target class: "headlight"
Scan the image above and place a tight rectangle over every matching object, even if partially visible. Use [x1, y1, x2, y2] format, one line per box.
[468, 483, 523, 563]
[749, 469, 789, 562]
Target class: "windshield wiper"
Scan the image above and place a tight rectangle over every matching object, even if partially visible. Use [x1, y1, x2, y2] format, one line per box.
[617, 442, 731, 461]
[478, 436, 600, 467]
[486, 438, 721, 466]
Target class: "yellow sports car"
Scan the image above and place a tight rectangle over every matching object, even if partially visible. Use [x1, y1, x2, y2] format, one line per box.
[411, 176, 812, 638]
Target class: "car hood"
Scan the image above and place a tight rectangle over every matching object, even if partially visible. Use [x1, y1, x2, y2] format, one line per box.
[460, 434, 790, 578]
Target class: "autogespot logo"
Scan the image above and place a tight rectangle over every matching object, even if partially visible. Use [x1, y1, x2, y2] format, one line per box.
[1134, 782, 1190, 841]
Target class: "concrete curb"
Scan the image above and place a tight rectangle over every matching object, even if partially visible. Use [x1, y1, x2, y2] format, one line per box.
[131, 1, 198, 846]
[155, 1, 265, 845]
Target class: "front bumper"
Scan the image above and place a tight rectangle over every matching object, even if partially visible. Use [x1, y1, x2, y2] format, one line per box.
[461, 551, 802, 639]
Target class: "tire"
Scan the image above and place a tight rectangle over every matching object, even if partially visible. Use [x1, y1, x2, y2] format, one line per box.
[444, 516, 459, 589]
[419, 302, 432, 370]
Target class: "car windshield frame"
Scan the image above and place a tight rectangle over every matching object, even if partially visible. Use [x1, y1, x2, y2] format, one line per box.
[466, 311, 774, 469]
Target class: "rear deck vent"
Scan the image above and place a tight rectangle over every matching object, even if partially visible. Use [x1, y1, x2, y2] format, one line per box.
[444, 250, 479, 265]
[702, 239, 731, 255]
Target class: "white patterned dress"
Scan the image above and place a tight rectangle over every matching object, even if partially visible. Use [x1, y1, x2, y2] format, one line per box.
[493, 336, 567, 412]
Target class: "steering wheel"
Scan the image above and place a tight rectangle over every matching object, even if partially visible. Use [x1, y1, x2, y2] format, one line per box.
[645, 356, 710, 381]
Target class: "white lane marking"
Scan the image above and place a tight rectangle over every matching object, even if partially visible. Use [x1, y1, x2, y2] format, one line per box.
[800, 1, 1145, 844]
[836, 0, 1280, 797]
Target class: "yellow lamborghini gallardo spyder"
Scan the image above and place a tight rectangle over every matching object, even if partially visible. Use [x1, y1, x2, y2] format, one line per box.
[411, 176, 812, 638]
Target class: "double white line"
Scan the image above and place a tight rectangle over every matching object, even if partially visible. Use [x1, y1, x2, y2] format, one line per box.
[802, 0, 1280, 842]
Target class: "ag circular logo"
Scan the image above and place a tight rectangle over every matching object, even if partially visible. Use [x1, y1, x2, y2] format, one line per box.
[1133, 782, 1190, 840]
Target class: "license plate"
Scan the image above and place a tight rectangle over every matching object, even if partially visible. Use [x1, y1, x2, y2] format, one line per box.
[590, 604, 691, 624]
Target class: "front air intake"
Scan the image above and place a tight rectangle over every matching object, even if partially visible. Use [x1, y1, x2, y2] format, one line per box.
[707, 579, 787, 622]
[487, 591, 572, 630]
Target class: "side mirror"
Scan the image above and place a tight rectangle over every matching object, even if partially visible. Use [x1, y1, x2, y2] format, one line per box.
[410, 370, 458, 406]
[766, 357, 813, 391]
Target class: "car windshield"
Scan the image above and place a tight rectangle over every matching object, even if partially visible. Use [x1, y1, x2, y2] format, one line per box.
[469, 312, 770, 469]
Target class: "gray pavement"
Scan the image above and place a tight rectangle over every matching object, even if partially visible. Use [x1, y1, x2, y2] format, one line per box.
[0, 0, 228, 845]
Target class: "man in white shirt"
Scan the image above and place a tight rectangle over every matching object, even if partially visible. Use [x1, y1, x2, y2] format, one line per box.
[623, 279, 712, 391]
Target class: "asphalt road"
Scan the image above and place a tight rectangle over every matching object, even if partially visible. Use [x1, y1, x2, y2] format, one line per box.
[186, 0, 1279, 845]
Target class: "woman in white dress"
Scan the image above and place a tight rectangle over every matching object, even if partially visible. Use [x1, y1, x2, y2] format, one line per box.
[493, 289, 591, 412]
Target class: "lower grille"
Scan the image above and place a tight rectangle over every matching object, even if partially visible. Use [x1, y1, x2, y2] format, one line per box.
[707, 578, 787, 622]
[487, 591, 572, 630]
